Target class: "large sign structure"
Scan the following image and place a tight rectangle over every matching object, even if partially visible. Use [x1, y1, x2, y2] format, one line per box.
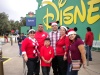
[21, 0, 100, 40]
[36, 0, 100, 40]
[26, 12, 36, 27]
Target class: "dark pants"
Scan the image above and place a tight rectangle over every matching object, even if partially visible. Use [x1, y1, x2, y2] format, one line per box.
[18, 44, 22, 56]
[52, 56, 59, 75]
[85, 45, 92, 60]
[57, 56, 67, 75]
[26, 57, 38, 75]
[35, 61, 40, 75]
[42, 66, 50, 75]
[67, 63, 78, 75]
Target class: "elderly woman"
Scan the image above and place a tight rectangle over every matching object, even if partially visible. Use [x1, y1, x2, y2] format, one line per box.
[66, 30, 86, 75]
[56, 26, 70, 75]
[21, 29, 39, 75]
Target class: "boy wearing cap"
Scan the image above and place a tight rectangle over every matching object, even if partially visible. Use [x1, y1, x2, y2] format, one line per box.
[40, 38, 54, 75]
[49, 21, 60, 75]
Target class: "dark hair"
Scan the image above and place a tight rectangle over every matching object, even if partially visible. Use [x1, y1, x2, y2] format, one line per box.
[75, 34, 81, 40]
[70, 34, 81, 42]
[39, 24, 43, 25]
[21, 33, 24, 35]
[45, 38, 51, 41]
[87, 27, 91, 31]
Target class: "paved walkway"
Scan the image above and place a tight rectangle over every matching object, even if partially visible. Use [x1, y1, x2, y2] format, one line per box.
[2, 43, 100, 75]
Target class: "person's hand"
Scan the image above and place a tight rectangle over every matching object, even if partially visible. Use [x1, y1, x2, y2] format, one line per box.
[47, 59, 52, 63]
[63, 55, 67, 61]
[23, 55, 28, 62]
[83, 64, 87, 69]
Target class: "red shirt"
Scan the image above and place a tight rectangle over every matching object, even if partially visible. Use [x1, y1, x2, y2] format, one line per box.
[56, 35, 70, 56]
[35, 31, 48, 51]
[85, 31, 94, 46]
[21, 37, 39, 58]
[40, 46, 54, 67]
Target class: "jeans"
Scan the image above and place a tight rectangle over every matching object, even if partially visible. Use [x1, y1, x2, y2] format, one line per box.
[26, 57, 38, 75]
[85, 45, 92, 60]
[66, 63, 78, 75]
[18, 44, 22, 56]
[42, 66, 50, 75]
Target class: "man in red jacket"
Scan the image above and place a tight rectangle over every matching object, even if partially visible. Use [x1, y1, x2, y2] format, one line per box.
[35, 24, 48, 75]
[35, 24, 48, 51]
[85, 27, 94, 61]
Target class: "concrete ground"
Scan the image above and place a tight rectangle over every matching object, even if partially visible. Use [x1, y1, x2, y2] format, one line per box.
[1, 42, 100, 75]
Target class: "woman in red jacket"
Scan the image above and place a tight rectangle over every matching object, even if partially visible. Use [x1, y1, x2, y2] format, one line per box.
[21, 29, 39, 75]
[56, 26, 70, 75]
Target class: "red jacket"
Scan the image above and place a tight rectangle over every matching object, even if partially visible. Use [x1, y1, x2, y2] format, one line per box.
[40, 46, 54, 67]
[56, 35, 70, 56]
[35, 31, 48, 52]
[21, 37, 39, 58]
[85, 31, 94, 46]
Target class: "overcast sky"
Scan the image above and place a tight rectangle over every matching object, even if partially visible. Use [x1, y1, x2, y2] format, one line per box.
[0, 0, 52, 21]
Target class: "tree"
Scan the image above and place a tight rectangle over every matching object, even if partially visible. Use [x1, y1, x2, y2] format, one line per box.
[0, 12, 9, 35]
[20, 17, 26, 26]
[0, 12, 26, 35]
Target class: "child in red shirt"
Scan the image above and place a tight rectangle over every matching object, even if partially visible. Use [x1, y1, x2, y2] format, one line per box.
[40, 38, 54, 75]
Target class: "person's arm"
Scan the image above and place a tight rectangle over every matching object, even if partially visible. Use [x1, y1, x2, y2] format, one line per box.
[85, 33, 89, 45]
[48, 47, 54, 63]
[40, 47, 48, 63]
[47, 58, 53, 63]
[41, 56, 48, 63]
[21, 38, 28, 62]
[65, 37, 70, 54]
[63, 37, 70, 60]
[78, 44, 87, 68]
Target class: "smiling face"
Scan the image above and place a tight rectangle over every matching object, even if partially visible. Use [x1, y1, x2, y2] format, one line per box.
[60, 27, 66, 36]
[44, 40, 50, 46]
[69, 34, 76, 41]
[51, 25, 58, 31]
[28, 31, 35, 39]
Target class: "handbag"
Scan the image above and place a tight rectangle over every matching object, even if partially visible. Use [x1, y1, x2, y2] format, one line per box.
[69, 50, 81, 70]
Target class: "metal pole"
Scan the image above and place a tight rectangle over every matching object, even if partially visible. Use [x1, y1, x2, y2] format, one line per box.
[0, 46, 4, 75]
[30, 26, 32, 29]
[10, 36, 13, 46]
[15, 36, 16, 43]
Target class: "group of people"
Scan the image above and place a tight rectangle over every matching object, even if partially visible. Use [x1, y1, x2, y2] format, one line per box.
[18, 21, 94, 75]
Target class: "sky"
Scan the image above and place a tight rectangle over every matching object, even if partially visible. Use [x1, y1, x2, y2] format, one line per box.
[0, 0, 52, 21]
